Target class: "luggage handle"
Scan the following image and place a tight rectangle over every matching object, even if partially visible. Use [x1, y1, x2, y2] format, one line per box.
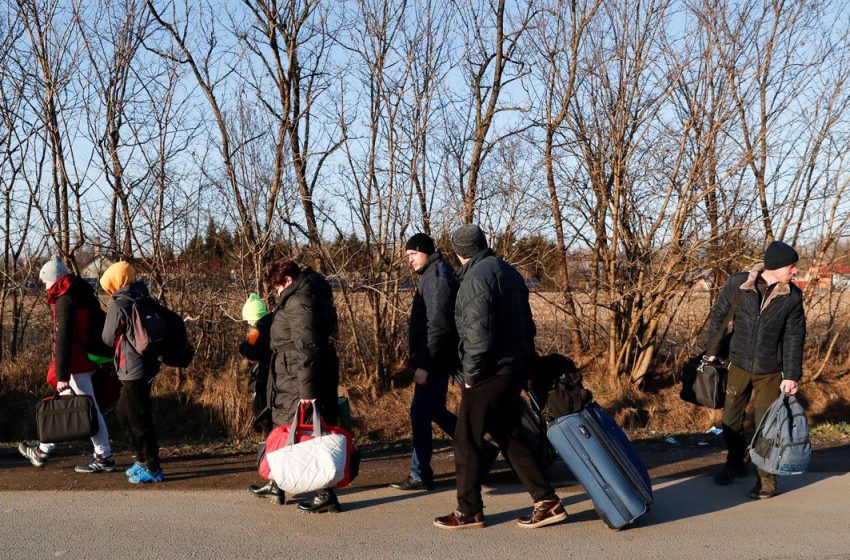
[286, 400, 325, 446]
[44, 387, 80, 400]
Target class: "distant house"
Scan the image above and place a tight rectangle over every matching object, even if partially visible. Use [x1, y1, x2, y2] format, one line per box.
[79, 254, 114, 280]
[797, 263, 850, 291]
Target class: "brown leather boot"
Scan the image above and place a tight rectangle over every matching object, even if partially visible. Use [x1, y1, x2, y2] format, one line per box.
[749, 472, 778, 499]
[433, 510, 485, 530]
[517, 498, 567, 529]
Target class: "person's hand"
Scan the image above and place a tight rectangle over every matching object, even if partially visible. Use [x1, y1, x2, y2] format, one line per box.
[56, 380, 70, 392]
[780, 379, 799, 395]
[414, 368, 428, 385]
[464, 382, 471, 389]
[705, 355, 717, 363]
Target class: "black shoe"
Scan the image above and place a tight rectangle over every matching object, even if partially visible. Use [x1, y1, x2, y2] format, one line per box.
[298, 489, 341, 513]
[389, 475, 433, 491]
[713, 462, 748, 485]
[248, 481, 284, 505]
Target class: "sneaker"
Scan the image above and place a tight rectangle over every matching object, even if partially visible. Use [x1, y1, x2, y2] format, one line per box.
[433, 510, 486, 530]
[128, 466, 165, 484]
[18, 441, 48, 468]
[389, 475, 433, 491]
[125, 462, 145, 477]
[517, 499, 567, 529]
[713, 462, 748, 485]
[749, 474, 778, 499]
[75, 454, 117, 473]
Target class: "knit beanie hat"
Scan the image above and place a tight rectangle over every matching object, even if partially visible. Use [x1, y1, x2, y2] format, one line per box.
[99, 261, 136, 294]
[404, 233, 436, 255]
[241, 293, 268, 325]
[39, 255, 71, 289]
[763, 241, 799, 271]
[451, 224, 488, 258]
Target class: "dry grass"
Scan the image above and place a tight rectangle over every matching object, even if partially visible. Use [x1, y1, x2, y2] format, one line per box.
[2, 287, 849, 442]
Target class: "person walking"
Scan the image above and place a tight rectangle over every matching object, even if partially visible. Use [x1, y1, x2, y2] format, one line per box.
[390, 233, 460, 491]
[100, 261, 164, 484]
[706, 240, 806, 499]
[265, 259, 342, 513]
[434, 225, 565, 530]
[18, 256, 115, 473]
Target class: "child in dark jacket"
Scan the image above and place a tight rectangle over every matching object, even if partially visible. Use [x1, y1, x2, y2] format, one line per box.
[100, 261, 164, 484]
[239, 293, 282, 503]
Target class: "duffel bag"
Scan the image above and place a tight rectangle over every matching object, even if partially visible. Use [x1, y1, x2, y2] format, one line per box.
[680, 355, 726, 409]
[36, 390, 98, 443]
[259, 400, 357, 492]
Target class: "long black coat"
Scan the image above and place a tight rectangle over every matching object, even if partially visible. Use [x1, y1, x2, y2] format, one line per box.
[454, 248, 537, 387]
[268, 268, 339, 426]
[706, 265, 806, 381]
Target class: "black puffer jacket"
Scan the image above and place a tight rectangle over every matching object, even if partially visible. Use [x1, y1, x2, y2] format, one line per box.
[706, 265, 806, 381]
[269, 268, 339, 426]
[454, 248, 537, 386]
[408, 252, 459, 374]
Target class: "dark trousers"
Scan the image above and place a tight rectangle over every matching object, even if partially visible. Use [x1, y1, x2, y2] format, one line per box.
[454, 374, 555, 515]
[410, 372, 457, 483]
[722, 363, 782, 465]
[118, 379, 160, 472]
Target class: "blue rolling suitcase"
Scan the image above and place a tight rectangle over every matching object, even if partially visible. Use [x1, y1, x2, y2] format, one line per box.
[546, 402, 653, 529]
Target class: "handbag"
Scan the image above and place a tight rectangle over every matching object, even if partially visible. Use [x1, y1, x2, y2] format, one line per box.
[681, 288, 743, 409]
[263, 401, 349, 494]
[36, 389, 99, 443]
[680, 356, 727, 409]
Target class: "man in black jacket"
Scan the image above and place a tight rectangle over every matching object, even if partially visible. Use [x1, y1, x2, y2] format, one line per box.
[390, 233, 460, 491]
[706, 241, 805, 499]
[434, 225, 565, 530]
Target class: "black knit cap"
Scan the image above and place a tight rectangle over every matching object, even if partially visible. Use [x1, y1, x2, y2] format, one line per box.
[763, 240, 799, 270]
[451, 224, 488, 258]
[405, 233, 435, 255]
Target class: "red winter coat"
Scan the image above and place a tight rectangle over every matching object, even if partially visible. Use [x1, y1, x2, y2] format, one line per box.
[46, 274, 101, 384]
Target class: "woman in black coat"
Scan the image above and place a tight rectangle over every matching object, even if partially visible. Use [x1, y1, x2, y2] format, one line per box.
[266, 259, 341, 513]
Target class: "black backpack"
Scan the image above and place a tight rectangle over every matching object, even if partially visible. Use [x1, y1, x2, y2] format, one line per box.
[127, 296, 195, 368]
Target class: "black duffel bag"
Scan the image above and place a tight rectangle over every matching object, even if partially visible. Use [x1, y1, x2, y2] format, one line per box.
[36, 390, 99, 443]
[680, 355, 726, 409]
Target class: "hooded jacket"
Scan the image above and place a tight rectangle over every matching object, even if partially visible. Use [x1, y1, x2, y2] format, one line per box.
[706, 265, 806, 381]
[454, 248, 537, 386]
[47, 274, 105, 382]
[408, 252, 459, 374]
[269, 268, 339, 426]
[102, 281, 161, 381]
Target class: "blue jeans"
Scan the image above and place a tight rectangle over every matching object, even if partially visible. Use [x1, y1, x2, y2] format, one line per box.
[409, 372, 457, 484]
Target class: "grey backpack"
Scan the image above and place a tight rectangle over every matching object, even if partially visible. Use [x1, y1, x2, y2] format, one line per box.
[748, 393, 811, 475]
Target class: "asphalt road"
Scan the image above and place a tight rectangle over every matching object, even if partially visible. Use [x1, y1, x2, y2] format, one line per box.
[2, 472, 850, 560]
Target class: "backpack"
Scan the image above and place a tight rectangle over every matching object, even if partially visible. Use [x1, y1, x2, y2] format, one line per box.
[748, 393, 811, 476]
[127, 296, 195, 368]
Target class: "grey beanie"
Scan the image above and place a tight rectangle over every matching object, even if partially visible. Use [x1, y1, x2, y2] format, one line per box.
[39, 255, 71, 289]
[451, 224, 488, 258]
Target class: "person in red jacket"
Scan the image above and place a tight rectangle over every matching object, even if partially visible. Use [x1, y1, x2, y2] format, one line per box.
[18, 256, 116, 472]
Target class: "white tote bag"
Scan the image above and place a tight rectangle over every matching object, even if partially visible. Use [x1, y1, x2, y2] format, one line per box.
[266, 401, 347, 495]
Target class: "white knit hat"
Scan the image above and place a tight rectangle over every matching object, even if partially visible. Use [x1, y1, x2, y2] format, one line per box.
[39, 255, 71, 289]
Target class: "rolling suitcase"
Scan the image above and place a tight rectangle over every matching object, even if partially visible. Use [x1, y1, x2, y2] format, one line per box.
[546, 402, 653, 529]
